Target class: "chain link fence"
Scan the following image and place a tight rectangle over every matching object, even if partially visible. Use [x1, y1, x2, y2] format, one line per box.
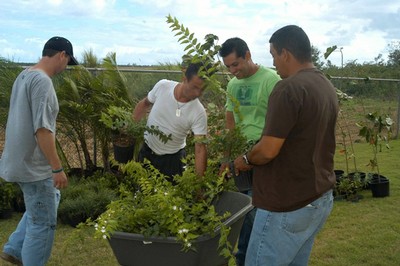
[1, 68, 399, 169]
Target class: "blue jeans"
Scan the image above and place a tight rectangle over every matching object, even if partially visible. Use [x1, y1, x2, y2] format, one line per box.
[3, 178, 60, 266]
[235, 190, 256, 266]
[245, 190, 333, 266]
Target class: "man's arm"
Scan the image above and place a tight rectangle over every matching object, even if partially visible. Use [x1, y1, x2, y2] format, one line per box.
[233, 135, 285, 175]
[247, 135, 285, 164]
[225, 111, 235, 130]
[132, 97, 152, 122]
[36, 128, 68, 189]
[194, 136, 207, 176]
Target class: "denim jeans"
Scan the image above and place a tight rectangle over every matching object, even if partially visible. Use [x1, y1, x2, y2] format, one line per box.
[3, 178, 60, 266]
[235, 189, 256, 266]
[245, 190, 333, 266]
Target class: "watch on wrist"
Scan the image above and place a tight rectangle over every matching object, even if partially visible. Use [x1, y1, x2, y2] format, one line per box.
[242, 153, 251, 165]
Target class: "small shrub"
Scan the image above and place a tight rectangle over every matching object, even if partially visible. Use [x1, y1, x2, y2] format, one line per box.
[58, 178, 117, 227]
[335, 176, 363, 201]
[0, 179, 18, 211]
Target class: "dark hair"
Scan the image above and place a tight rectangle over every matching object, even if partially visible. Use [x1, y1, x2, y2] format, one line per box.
[185, 62, 215, 80]
[185, 62, 202, 80]
[42, 49, 61, 57]
[219, 37, 249, 58]
[269, 25, 312, 63]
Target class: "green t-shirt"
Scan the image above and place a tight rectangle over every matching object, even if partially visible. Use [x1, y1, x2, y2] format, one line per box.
[226, 66, 280, 141]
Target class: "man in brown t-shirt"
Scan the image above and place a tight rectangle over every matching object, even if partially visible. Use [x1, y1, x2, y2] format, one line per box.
[233, 25, 339, 265]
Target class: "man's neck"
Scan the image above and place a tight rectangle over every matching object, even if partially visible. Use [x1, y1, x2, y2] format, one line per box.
[30, 58, 56, 77]
[247, 61, 259, 77]
[288, 62, 315, 77]
[174, 83, 190, 102]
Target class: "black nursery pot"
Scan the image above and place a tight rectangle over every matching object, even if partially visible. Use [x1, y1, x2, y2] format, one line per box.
[334, 170, 344, 181]
[333, 170, 345, 199]
[368, 174, 390, 198]
[113, 144, 134, 164]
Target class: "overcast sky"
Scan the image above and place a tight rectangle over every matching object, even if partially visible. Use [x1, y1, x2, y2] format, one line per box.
[0, 0, 399, 67]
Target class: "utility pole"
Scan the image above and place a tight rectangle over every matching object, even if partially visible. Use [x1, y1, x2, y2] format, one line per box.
[339, 47, 343, 69]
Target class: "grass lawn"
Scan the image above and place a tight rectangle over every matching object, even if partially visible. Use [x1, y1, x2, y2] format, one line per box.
[0, 215, 118, 266]
[310, 138, 400, 266]
[1, 139, 399, 266]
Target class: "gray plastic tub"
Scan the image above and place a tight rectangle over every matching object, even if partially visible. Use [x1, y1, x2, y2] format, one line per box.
[108, 191, 253, 266]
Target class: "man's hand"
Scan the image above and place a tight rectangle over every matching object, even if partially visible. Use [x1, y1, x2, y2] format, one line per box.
[218, 162, 231, 177]
[233, 155, 253, 176]
[53, 171, 68, 189]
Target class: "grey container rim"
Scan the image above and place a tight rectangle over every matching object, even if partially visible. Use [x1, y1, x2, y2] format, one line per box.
[110, 191, 253, 243]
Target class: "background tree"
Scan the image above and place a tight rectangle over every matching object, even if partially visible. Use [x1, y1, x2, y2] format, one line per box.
[56, 52, 134, 173]
[82, 49, 100, 68]
[0, 58, 21, 130]
[387, 41, 400, 67]
[311, 45, 325, 69]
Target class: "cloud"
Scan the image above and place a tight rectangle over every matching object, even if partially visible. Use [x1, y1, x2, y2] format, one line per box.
[0, 0, 398, 66]
[345, 31, 387, 64]
[0, 0, 118, 20]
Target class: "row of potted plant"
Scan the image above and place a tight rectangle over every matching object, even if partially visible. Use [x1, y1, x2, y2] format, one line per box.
[324, 47, 394, 202]
[334, 103, 393, 201]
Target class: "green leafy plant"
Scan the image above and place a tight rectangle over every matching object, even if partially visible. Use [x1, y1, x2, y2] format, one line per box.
[206, 102, 249, 162]
[58, 176, 118, 227]
[324, 46, 360, 176]
[336, 90, 360, 175]
[100, 105, 172, 161]
[0, 58, 21, 130]
[357, 112, 393, 182]
[100, 106, 171, 144]
[323, 46, 367, 200]
[57, 52, 135, 172]
[100, 106, 137, 147]
[88, 160, 236, 264]
[0, 179, 17, 211]
[166, 14, 226, 110]
[166, 15, 249, 163]
[167, 15, 220, 81]
[335, 176, 363, 202]
[67, 16, 243, 266]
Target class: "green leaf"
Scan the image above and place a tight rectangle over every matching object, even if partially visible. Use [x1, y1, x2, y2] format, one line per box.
[178, 35, 187, 42]
[324, 45, 337, 59]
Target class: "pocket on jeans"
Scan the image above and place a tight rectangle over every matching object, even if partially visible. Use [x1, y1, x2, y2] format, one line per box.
[281, 206, 318, 233]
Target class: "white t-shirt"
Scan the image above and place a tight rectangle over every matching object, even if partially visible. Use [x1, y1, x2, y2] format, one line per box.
[145, 79, 207, 155]
[0, 69, 58, 182]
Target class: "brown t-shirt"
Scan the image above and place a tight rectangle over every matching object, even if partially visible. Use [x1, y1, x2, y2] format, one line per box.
[252, 68, 338, 212]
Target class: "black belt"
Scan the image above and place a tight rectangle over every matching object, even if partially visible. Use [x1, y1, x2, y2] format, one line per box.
[143, 143, 184, 157]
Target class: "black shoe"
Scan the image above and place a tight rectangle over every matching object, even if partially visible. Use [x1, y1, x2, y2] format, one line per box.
[0, 252, 23, 266]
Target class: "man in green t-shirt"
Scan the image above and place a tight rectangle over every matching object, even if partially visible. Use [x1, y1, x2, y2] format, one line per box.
[218, 37, 280, 266]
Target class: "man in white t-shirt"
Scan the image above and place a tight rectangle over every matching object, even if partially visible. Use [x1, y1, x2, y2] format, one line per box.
[133, 63, 207, 179]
